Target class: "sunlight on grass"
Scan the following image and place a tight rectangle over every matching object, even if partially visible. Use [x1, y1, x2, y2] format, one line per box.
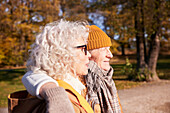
[0, 81, 25, 107]
[115, 80, 143, 90]
[157, 57, 170, 80]
[112, 74, 143, 90]
[0, 69, 26, 107]
[111, 54, 170, 89]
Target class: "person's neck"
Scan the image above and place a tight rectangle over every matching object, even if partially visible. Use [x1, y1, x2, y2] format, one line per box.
[63, 73, 85, 94]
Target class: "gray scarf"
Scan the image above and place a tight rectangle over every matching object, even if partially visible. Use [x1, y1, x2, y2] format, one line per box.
[85, 61, 121, 113]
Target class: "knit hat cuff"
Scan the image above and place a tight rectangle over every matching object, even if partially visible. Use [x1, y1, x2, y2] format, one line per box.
[87, 39, 112, 50]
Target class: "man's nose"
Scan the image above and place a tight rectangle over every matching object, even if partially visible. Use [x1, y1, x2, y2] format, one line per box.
[107, 49, 113, 58]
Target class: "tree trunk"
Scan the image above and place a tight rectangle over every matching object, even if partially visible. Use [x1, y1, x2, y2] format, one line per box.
[146, 0, 162, 81]
[143, 37, 147, 63]
[121, 43, 125, 56]
[147, 35, 160, 81]
[60, 0, 66, 18]
[141, 0, 147, 64]
[134, 0, 147, 75]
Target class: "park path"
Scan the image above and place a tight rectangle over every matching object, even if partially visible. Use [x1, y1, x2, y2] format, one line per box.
[118, 80, 170, 113]
[1, 80, 170, 113]
[0, 107, 7, 113]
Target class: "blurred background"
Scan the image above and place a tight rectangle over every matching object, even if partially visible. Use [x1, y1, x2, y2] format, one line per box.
[0, 0, 169, 111]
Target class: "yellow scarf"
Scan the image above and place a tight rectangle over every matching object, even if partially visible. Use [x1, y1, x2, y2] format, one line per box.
[57, 80, 94, 113]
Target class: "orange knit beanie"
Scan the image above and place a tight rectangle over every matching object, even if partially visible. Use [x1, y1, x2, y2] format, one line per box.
[87, 25, 112, 50]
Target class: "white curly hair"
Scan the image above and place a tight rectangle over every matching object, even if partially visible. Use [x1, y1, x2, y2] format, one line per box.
[26, 19, 89, 80]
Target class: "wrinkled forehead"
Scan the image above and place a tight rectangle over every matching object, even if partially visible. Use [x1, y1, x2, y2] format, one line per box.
[99, 46, 110, 50]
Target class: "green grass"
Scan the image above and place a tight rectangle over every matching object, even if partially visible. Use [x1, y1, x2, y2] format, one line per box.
[0, 69, 26, 107]
[110, 54, 170, 89]
[156, 56, 170, 80]
[111, 64, 144, 90]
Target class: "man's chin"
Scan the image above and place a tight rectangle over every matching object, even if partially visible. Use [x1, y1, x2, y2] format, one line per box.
[103, 65, 110, 71]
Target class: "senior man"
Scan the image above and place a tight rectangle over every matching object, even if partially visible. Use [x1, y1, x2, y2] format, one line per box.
[22, 25, 123, 113]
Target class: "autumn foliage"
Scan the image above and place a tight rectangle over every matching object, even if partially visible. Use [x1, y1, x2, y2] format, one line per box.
[0, 0, 169, 81]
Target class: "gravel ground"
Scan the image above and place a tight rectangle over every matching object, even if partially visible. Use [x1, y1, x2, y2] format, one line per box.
[118, 80, 170, 113]
[0, 107, 7, 113]
[1, 80, 170, 113]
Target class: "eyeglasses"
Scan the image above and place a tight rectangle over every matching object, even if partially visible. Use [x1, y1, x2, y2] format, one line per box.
[75, 45, 87, 55]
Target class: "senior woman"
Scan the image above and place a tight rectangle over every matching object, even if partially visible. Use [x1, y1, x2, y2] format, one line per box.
[8, 20, 93, 113]
[21, 25, 123, 113]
